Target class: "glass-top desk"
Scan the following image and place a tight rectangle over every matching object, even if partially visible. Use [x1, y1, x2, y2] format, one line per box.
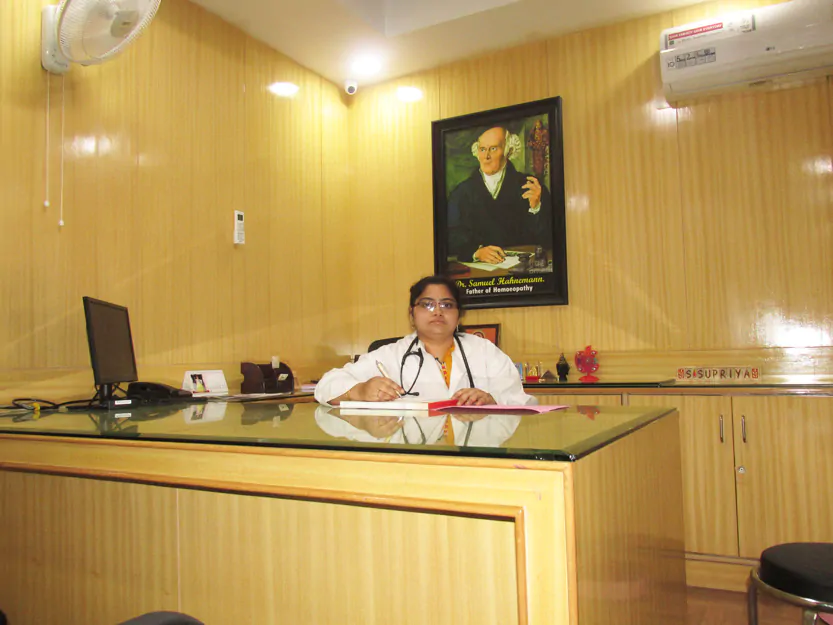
[0, 400, 684, 624]
[0, 400, 673, 462]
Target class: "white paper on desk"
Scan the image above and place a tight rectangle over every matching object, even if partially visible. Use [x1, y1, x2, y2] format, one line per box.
[460, 256, 520, 272]
[446, 404, 568, 413]
[215, 392, 295, 402]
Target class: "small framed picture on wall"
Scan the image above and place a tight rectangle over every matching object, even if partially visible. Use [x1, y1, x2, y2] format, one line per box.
[459, 324, 501, 347]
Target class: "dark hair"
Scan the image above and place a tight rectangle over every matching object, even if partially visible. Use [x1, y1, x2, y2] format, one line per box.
[408, 275, 466, 320]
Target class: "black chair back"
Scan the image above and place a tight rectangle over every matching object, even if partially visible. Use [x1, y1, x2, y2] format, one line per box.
[368, 337, 401, 353]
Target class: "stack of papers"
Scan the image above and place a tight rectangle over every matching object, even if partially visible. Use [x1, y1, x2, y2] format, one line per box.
[340, 398, 458, 411]
[338, 398, 568, 416]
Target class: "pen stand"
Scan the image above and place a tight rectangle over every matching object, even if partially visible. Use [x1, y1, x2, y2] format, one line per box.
[240, 362, 294, 394]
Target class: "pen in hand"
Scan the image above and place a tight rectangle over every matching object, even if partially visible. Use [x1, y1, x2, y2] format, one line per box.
[376, 361, 402, 398]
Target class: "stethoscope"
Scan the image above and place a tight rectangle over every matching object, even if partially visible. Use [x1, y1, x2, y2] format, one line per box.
[399, 334, 475, 396]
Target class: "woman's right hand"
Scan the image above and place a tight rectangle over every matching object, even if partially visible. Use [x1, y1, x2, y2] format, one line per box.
[348, 376, 404, 402]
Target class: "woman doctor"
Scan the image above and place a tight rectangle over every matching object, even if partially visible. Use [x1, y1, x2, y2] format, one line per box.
[314, 275, 535, 407]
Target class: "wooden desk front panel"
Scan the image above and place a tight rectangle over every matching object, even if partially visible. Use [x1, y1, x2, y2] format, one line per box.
[572, 414, 685, 625]
[0, 472, 178, 625]
[0, 437, 573, 625]
[179, 490, 518, 624]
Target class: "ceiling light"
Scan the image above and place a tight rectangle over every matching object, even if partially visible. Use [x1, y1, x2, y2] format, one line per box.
[396, 86, 423, 102]
[351, 55, 382, 77]
[268, 82, 299, 97]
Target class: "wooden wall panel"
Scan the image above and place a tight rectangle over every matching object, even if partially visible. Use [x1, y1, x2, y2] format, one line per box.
[347, 73, 441, 353]
[320, 83, 355, 359]
[437, 42, 551, 119]
[0, 0, 347, 400]
[677, 82, 833, 349]
[537, 13, 687, 356]
[0, 0, 47, 371]
[242, 38, 324, 363]
[2, 0, 832, 401]
[343, 0, 832, 371]
[134, 0, 246, 367]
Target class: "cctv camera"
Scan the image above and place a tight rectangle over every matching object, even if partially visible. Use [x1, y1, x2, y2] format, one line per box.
[345, 80, 358, 95]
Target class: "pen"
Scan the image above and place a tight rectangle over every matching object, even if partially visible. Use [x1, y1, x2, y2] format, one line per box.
[376, 361, 402, 397]
[376, 360, 392, 379]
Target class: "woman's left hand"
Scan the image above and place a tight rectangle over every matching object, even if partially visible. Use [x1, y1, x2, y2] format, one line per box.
[452, 388, 495, 406]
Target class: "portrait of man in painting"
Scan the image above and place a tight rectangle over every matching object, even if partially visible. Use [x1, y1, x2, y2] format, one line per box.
[432, 97, 567, 309]
[445, 118, 552, 266]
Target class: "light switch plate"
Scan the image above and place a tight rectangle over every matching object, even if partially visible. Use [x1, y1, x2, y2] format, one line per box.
[234, 210, 245, 244]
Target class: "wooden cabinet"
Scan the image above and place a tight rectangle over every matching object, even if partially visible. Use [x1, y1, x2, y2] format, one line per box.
[732, 396, 833, 558]
[529, 389, 832, 590]
[628, 395, 738, 557]
[629, 394, 833, 566]
[536, 394, 622, 406]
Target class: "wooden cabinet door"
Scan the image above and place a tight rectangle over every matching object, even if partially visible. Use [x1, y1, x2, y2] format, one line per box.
[733, 396, 833, 558]
[628, 395, 738, 556]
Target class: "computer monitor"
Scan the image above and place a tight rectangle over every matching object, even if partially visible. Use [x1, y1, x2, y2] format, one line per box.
[82, 296, 138, 402]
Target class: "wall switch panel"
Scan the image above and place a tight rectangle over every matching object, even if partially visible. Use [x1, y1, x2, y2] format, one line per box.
[234, 210, 245, 244]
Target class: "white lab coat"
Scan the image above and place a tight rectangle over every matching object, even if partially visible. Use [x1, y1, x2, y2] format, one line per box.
[314, 332, 536, 407]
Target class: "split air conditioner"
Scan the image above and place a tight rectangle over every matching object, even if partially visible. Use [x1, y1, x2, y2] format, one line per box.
[660, 0, 833, 102]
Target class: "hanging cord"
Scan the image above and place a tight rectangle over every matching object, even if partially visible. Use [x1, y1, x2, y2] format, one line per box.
[44, 71, 51, 209]
[59, 74, 66, 227]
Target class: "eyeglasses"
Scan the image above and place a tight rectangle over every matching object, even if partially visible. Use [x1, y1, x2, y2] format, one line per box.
[414, 299, 457, 312]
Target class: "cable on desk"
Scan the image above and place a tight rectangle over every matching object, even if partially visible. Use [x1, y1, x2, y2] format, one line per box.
[0, 395, 100, 417]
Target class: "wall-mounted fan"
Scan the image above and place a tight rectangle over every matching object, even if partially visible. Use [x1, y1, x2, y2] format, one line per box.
[40, 0, 161, 227]
[42, 0, 162, 74]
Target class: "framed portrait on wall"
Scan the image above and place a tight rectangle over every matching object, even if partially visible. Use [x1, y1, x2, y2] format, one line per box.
[432, 97, 567, 309]
[459, 324, 501, 347]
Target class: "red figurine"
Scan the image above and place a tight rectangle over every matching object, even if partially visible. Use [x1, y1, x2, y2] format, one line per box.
[574, 345, 599, 384]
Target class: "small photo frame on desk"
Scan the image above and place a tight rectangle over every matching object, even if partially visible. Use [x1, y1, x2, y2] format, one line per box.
[182, 370, 229, 397]
[459, 324, 500, 347]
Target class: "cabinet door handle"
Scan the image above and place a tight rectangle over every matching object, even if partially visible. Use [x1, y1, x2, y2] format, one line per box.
[719, 414, 724, 443]
[741, 415, 747, 443]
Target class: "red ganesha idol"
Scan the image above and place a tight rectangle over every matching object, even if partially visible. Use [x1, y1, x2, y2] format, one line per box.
[574, 345, 600, 384]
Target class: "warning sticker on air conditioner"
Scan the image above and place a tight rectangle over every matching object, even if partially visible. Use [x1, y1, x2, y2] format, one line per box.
[666, 47, 717, 70]
[665, 12, 755, 47]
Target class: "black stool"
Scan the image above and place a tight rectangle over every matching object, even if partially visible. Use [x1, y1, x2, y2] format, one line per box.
[748, 543, 833, 624]
[118, 612, 203, 625]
